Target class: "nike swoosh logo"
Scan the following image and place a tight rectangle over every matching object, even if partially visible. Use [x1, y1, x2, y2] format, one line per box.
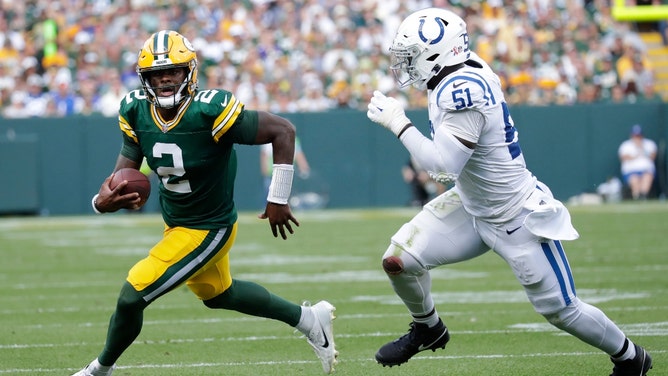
[320, 323, 330, 348]
[221, 95, 228, 107]
[453, 81, 465, 89]
[506, 226, 522, 235]
[417, 330, 448, 351]
[377, 107, 384, 112]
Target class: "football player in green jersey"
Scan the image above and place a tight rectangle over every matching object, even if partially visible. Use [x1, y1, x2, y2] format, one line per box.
[72, 30, 337, 376]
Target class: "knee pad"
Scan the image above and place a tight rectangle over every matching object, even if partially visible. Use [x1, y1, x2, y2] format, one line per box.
[189, 282, 220, 302]
[507, 251, 574, 316]
[542, 298, 581, 327]
[202, 279, 237, 309]
[526, 288, 569, 316]
[381, 244, 426, 276]
[203, 291, 225, 309]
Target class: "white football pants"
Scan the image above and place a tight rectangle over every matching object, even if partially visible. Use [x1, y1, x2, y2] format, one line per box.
[383, 187, 627, 356]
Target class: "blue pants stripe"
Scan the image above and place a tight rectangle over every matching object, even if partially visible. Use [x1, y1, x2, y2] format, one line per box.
[541, 241, 575, 305]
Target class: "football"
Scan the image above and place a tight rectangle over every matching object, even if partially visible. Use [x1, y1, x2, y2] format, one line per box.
[110, 168, 151, 204]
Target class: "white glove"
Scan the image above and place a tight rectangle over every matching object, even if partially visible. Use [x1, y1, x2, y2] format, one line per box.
[367, 90, 411, 137]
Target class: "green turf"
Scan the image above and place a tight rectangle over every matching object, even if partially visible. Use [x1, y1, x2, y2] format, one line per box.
[0, 203, 666, 375]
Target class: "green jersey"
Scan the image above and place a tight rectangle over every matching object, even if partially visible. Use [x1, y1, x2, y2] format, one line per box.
[117, 88, 258, 229]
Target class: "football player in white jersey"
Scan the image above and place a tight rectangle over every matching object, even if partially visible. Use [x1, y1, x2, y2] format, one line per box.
[366, 8, 652, 375]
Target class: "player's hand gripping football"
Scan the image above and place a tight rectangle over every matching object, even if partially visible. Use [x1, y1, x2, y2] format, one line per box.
[367, 90, 412, 137]
[258, 202, 300, 240]
[94, 174, 143, 213]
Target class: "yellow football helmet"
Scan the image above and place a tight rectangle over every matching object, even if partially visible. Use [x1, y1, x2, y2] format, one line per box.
[136, 30, 198, 108]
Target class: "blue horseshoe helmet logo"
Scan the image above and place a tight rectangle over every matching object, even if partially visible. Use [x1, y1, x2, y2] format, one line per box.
[418, 17, 445, 45]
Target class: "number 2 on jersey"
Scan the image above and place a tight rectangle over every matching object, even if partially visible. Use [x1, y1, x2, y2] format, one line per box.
[153, 142, 192, 193]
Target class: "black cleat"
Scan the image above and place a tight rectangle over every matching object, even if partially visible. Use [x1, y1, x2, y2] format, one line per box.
[375, 319, 450, 367]
[610, 344, 653, 376]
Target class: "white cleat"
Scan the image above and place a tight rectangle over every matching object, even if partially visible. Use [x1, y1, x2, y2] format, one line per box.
[71, 359, 115, 376]
[304, 301, 338, 374]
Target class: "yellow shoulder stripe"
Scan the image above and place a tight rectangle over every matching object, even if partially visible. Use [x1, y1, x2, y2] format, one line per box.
[212, 95, 243, 142]
[119, 115, 138, 143]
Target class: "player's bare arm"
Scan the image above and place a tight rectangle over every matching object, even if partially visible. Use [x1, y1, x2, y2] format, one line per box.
[255, 111, 300, 239]
[254, 111, 296, 162]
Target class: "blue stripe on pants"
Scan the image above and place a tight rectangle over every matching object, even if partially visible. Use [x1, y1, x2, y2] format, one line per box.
[541, 240, 576, 305]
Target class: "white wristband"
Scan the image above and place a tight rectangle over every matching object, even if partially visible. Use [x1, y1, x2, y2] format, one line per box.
[91, 194, 103, 214]
[267, 164, 294, 205]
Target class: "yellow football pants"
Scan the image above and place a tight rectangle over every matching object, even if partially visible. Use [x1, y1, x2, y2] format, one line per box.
[127, 222, 237, 302]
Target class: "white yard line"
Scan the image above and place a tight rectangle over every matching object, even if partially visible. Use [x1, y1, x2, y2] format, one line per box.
[1, 349, 667, 374]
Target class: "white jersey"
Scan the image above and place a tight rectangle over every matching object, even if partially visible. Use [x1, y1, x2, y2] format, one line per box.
[404, 52, 536, 223]
[378, 10, 626, 358]
[618, 138, 657, 175]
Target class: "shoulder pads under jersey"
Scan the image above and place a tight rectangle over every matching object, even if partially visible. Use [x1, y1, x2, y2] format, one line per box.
[435, 70, 498, 111]
[193, 89, 242, 118]
[119, 89, 147, 110]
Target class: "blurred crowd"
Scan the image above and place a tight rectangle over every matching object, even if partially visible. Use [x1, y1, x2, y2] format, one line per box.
[0, 0, 665, 119]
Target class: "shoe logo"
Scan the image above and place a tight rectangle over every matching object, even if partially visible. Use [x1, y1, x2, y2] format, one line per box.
[506, 226, 521, 235]
[320, 323, 330, 348]
[417, 330, 448, 351]
[453, 81, 465, 89]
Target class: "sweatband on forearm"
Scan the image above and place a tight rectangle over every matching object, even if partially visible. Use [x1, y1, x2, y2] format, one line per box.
[267, 164, 294, 204]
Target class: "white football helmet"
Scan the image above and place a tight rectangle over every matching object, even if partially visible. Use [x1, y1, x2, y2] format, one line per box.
[136, 30, 198, 108]
[390, 8, 470, 90]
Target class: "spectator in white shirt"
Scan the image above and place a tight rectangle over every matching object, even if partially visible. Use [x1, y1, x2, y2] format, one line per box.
[618, 124, 657, 200]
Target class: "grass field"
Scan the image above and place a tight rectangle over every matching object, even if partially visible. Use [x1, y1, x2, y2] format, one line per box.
[0, 203, 666, 376]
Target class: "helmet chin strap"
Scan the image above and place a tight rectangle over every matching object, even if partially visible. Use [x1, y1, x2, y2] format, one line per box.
[153, 80, 189, 108]
[156, 92, 182, 108]
[414, 68, 438, 90]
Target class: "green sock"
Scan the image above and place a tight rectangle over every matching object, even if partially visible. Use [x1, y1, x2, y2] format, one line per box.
[204, 279, 302, 326]
[98, 282, 148, 366]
